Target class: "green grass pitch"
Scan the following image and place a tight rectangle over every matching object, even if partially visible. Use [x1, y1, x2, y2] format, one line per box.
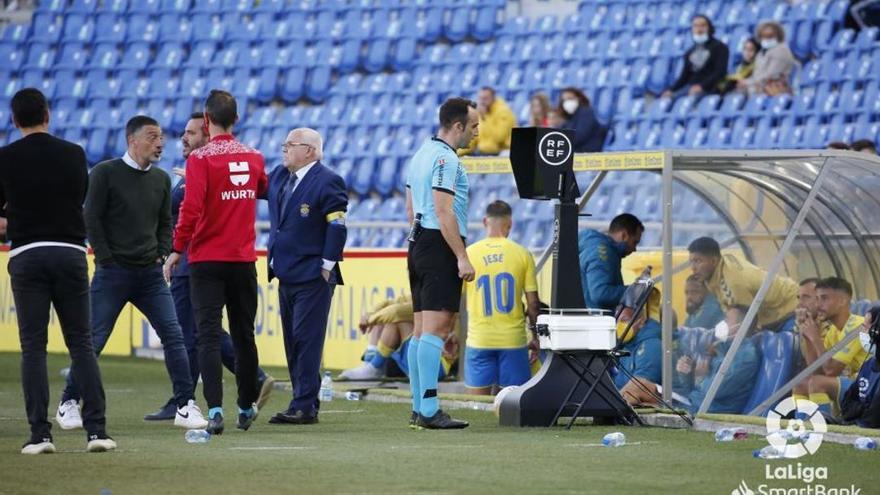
[0, 352, 875, 495]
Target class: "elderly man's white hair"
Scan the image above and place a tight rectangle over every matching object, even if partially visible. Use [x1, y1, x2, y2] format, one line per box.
[291, 127, 323, 160]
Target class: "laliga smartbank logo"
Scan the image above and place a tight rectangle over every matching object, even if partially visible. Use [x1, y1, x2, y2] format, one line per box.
[766, 397, 826, 459]
[729, 398, 862, 495]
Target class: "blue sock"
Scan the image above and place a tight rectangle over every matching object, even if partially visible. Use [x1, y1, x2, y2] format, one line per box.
[238, 406, 254, 418]
[407, 336, 421, 413]
[369, 352, 388, 369]
[417, 334, 444, 418]
[209, 407, 223, 419]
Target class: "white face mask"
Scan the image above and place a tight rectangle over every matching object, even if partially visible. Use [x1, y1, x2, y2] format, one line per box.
[693, 33, 709, 44]
[714, 321, 729, 342]
[761, 38, 778, 50]
[861, 331, 874, 353]
[562, 99, 579, 114]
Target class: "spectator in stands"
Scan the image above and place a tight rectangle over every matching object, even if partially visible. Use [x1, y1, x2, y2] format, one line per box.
[547, 108, 565, 128]
[661, 14, 730, 99]
[739, 21, 796, 96]
[528, 92, 551, 127]
[462, 200, 540, 395]
[798, 277, 869, 416]
[578, 213, 644, 311]
[792, 278, 819, 405]
[338, 294, 459, 381]
[615, 285, 663, 398]
[827, 141, 850, 150]
[558, 87, 606, 152]
[830, 309, 880, 428]
[688, 237, 799, 332]
[684, 273, 725, 329]
[460, 87, 516, 156]
[851, 139, 878, 155]
[719, 38, 759, 94]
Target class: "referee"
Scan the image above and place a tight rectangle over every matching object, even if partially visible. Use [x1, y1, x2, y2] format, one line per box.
[405, 97, 479, 429]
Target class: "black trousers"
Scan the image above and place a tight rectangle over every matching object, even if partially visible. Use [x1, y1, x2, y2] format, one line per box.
[9, 247, 107, 438]
[190, 262, 259, 411]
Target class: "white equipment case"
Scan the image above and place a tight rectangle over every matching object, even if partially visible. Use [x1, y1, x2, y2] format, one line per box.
[536, 311, 616, 351]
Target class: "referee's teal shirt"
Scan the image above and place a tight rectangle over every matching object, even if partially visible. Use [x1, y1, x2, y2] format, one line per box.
[406, 137, 469, 238]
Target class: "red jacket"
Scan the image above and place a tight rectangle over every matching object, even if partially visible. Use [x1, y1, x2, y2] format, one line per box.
[173, 134, 268, 263]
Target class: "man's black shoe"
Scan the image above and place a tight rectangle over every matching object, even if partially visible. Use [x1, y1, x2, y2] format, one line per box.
[144, 401, 176, 421]
[206, 414, 224, 435]
[408, 411, 418, 430]
[416, 410, 469, 430]
[268, 410, 318, 425]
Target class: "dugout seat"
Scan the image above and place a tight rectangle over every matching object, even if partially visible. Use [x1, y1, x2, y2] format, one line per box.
[741, 331, 797, 415]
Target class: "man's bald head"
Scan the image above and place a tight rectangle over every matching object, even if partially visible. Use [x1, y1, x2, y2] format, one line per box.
[282, 127, 324, 171]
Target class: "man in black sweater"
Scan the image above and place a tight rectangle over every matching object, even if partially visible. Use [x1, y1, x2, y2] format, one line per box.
[0, 88, 115, 454]
[59, 115, 208, 430]
[662, 14, 730, 99]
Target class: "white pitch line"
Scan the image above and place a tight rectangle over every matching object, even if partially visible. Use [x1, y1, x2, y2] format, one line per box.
[319, 409, 366, 414]
[389, 444, 485, 450]
[564, 441, 660, 448]
[228, 446, 316, 451]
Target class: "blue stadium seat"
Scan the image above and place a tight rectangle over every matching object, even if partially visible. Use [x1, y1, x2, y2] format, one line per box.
[62, 15, 94, 43]
[192, 0, 223, 14]
[97, 0, 128, 13]
[94, 14, 127, 44]
[742, 331, 797, 416]
[158, 14, 192, 42]
[88, 44, 119, 70]
[280, 67, 306, 102]
[117, 42, 150, 70]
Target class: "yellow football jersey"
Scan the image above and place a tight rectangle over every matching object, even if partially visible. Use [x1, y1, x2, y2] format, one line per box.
[822, 313, 868, 378]
[465, 237, 538, 349]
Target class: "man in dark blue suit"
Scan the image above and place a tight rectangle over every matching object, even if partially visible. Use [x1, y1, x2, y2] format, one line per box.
[266, 128, 348, 425]
[145, 112, 273, 421]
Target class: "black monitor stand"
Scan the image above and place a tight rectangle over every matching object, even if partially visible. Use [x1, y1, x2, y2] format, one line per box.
[498, 127, 635, 427]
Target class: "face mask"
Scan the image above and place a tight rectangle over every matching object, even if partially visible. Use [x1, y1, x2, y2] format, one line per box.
[562, 99, 579, 114]
[714, 321, 730, 342]
[861, 331, 874, 353]
[761, 39, 778, 51]
[693, 33, 709, 44]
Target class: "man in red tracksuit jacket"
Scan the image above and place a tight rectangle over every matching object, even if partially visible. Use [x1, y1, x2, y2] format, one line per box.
[164, 90, 268, 435]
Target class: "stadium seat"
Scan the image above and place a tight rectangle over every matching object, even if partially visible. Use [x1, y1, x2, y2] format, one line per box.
[742, 331, 797, 416]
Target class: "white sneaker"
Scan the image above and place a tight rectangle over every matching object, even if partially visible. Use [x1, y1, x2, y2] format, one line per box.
[339, 363, 383, 380]
[86, 434, 116, 453]
[174, 400, 208, 429]
[56, 400, 83, 430]
[21, 438, 55, 455]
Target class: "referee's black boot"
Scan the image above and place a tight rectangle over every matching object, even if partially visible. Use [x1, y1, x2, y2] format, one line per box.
[417, 410, 469, 430]
[206, 413, 224, 436]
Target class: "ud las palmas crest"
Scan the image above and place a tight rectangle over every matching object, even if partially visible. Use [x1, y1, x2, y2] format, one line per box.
[300, 203, 310, 217]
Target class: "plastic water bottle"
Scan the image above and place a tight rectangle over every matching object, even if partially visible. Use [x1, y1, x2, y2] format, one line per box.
[854, 437, 878, 451]
[753, 446, 784, 459]
[602, 432, 626, 447]
[345, 391, 362, 401]
[320, 371, 334, 402]
[715, 427, 748, 442]
[184, 429, 211, 444]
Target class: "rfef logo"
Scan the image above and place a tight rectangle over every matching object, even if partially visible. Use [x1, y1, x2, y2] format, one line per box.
[538, 131, 572, 167]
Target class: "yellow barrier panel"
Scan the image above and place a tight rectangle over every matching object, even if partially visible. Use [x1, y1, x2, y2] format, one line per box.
[0, 250, 132, 356]
[461, 151, 665, 174]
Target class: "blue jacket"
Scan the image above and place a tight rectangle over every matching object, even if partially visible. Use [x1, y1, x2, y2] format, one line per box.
[684, 294, 725, 329]
[677, 337, 760, 415]
[170, 177, 190, 277]
[563, 105, 606, 153]
[266, 162, 348, 285]
[578, 229, 627, 311]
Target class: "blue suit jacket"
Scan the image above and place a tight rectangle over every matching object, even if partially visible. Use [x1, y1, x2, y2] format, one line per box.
[170, 177, 190, 276]
[266, 162, 348, 285]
